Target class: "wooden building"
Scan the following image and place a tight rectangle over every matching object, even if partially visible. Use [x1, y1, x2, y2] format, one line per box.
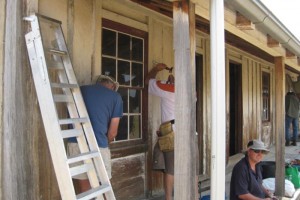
[1, 0, 300, 199]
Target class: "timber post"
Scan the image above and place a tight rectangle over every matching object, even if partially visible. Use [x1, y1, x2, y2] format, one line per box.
[274, 56, 285, 197]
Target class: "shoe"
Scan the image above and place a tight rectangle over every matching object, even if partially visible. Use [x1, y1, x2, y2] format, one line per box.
[286, 141, 290, 146]
[292, 141, 297, 146]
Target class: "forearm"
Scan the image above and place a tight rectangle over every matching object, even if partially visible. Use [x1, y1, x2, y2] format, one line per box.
[238, 193, 271, 200]
[145, 63, 167, 85]
[145, 68, 159, 85]
[107, 118, 120, 143]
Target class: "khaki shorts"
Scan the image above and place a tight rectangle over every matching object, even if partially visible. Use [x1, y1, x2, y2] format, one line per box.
[152, 141, 174, 175]
[153, 132, 200, 176]
[67, 143, 112, 179]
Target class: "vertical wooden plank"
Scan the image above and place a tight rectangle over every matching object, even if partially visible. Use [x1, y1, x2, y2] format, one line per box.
[72, 0, 94, 84]
[242, 57, 249, 145]
[225, 51, 230, 163]
[4, 0, 53, 199]
[67, 0, 74, 61]
[274, 57, 285, 196]
[256, 63, 262, 141]
[149, 18, 165, 191]
[173, 1, 196, 199]
[252, 61, 260, 138]
[203, 39, 211, 174]
[0, 0, 5, 198]
[188, 3, 198, 200]
[92, 0, 102, 82]
[163, 25, 174, 68]
[271, 65, 276, 145]
[248, 59, 253, 140]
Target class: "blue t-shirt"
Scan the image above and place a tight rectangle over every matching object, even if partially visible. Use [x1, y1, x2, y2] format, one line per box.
[230, 156, 265, 200]
[80, 84, 123, 148]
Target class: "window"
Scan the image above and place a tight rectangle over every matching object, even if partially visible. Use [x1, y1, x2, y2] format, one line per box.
[101, 19, 148, 142]
[262, 72, 270, 122]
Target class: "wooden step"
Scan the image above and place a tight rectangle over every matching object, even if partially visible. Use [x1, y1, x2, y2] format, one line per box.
[51, 83, 78, 89]
[47, 60, 64, 70]
[53, 94, 74, 103]
[70, 163, 94, 177]
[61, 129, 83, 138]
[76, 184, 112, 200]
[47, 48, 67, 56]
[67, 151, 99, 164]
[59, 117, 88, 125]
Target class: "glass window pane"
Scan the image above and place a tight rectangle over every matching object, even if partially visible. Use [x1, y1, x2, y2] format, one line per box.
[116, 116, 128, 141]
[129, 89, 140, 113]
[102, 29, 116, 56]
[262, 72, 270, 122]
[118, 88, 128, 113]
[132, 62, 143, 87]
[129, 115, 141, 139]
[39, 19, 59, 49]
[132, 37, 143, 61]
[118, 60, 130, 85]
[102, 57, 116, 79]
[118, 33, 130, 59]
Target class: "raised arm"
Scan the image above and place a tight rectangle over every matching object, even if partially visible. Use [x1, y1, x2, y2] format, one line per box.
[145, 63, 167, 85]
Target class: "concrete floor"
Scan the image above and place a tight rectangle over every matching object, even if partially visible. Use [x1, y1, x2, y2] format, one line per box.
[141, 142, 300, 200]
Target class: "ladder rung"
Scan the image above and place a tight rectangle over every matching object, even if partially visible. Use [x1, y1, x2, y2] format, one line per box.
[67, 151, 99, 164]
[47, 60, 64, 70]
[59, 117, 88, 125]
[48, 66, 65, 70]
[53, 94, 74, 102]
[61, 129, 83, 138]
[70, 163, 94, 177]
[51, 83, 78, 89]
[48, 48, 67, 56]
[76, 184, 112, 200]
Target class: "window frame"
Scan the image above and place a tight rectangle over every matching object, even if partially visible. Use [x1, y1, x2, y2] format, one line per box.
[101, 19, 148, 152]
[262, 71, 270, 122]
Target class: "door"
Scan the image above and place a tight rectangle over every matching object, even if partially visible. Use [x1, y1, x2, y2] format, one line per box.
[229, 62, 243, 156]
[196, 54, 203, 172]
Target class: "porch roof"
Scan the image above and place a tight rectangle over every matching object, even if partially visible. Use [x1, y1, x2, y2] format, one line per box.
[131, 0, 300, 71]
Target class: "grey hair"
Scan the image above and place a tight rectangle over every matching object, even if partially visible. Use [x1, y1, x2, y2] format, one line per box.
[96, 75, 119, 91]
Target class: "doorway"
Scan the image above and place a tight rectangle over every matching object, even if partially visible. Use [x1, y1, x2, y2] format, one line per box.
[229, 62, 243, 156]
[196, 54, 203, 172]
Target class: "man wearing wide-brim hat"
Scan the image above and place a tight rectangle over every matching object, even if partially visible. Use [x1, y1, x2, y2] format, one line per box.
[230, 140, 275, 200]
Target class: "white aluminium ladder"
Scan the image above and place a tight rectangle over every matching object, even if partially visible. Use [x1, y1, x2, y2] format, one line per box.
[24, 14, 115, 200]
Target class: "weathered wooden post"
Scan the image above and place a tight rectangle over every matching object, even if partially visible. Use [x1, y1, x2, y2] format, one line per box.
[274, 56, 285, 197]
[173, 0, 197, 199]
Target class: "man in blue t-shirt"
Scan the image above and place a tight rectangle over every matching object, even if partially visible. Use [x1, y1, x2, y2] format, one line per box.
[69, 75, 123, 193]
[230, 140, 274, 200]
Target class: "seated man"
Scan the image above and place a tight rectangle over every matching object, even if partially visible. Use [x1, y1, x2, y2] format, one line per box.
[230, 139, 274, 200]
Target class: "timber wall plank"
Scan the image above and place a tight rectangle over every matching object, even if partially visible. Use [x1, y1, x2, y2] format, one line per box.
[0, 0, 4, 197]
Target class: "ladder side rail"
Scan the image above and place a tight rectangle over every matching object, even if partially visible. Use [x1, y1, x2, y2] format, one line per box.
[25, 32, 76, 200]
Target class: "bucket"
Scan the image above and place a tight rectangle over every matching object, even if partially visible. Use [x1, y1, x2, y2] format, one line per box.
[200, 194, 227, 200]
[201, 195, 210, 200]
[261, 161, 276, 179]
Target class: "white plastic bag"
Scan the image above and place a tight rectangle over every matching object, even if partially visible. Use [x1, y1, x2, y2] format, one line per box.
[263, 178, 295, 197]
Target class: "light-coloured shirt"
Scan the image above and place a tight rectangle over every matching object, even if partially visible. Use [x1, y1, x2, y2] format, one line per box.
[148, 79, 175, 123]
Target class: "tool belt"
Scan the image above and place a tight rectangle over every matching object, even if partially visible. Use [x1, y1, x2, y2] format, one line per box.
[157, 120, 175, 152]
